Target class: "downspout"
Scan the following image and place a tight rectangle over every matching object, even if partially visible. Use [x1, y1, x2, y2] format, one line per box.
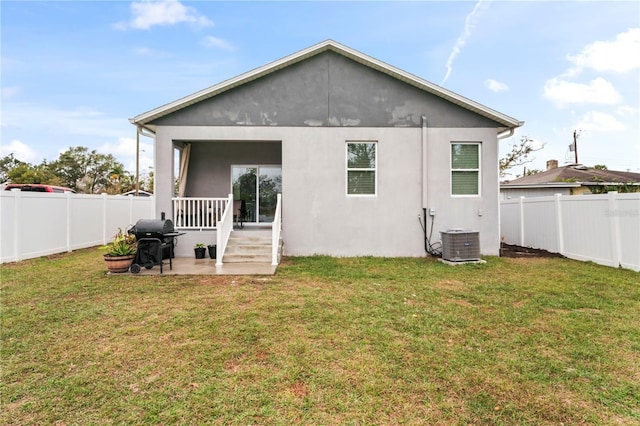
[497, 126, 516, 256]
[134, 124, 156, 196]
[421, 116, 428, 209]
[421, 116, 430, 254]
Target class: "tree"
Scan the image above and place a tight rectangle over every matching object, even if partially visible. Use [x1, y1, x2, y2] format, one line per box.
[516, 168, 542, 178]
[49, 147, 124, 193]
[500, 136, 544, 177]
[0, 153, 25, 184]
[140, 168, 154, 193]
[1, 154, 62, 185]
[594, 164, 608, 170]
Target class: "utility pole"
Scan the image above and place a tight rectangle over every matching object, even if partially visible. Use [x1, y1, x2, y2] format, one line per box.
[573, 130, 579, 164]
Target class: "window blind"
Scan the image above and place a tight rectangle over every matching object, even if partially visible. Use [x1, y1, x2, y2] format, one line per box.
[451, 143, 480, 195]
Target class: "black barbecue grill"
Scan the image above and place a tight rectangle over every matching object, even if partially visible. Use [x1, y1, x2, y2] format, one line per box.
[128, 219, 184, 274]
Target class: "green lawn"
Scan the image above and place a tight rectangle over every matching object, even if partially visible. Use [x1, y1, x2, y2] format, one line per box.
[1, 249, 639, 425]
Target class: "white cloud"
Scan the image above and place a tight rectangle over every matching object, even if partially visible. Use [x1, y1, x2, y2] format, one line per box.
[0, 140, 38, 163]
[442, 0, 491, 84]
[574, 111, 625, 133]
[99, 137, 154, 174]
[2, 103, 127, 139]
[133, 47, 152, 56]
[566, 28, 640, 76]
[543, 77, 622, 107]
[201, 36, 234, 50]
[1, 86, 21, 100]
[115, 0, 213, 30]
[616, 105, 637, 117]
[485, 78, 508, 93]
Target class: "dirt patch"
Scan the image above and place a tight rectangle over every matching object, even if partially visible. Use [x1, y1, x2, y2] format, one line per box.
[500, 244, 565, 259]
[433, 279, 466, 291]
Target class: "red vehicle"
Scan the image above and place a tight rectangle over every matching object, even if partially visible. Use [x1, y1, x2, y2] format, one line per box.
[3, 184, 76, 193]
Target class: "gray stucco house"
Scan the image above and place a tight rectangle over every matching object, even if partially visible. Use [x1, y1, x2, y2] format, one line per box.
[130, 40, 523, 264]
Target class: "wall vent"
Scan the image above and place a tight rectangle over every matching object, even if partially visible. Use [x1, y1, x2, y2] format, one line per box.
[441, 229, 480, 262]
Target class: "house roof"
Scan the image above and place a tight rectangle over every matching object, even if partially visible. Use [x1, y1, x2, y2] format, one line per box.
[130, 40, 523, 130]
[501, 164, 640, 188]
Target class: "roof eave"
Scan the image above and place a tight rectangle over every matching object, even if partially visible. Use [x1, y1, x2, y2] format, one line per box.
[500, 182, 582, 189]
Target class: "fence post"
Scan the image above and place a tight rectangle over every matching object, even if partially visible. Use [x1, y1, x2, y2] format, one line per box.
[102, 193, 108, 245]
[519, 196, 525, 246]
[554, 193, 564, 255]
[608, 191, 621, 268]
[66, 191, 72, 253]
[12, 189, 21, 261]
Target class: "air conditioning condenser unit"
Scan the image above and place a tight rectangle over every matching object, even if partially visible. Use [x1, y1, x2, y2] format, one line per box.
[440, 229, 481, 262]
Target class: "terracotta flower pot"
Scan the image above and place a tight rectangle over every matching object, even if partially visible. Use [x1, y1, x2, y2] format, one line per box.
[104, 254, 136, 273]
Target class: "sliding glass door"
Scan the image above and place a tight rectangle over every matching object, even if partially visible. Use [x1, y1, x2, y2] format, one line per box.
[232, 165, 282, 224]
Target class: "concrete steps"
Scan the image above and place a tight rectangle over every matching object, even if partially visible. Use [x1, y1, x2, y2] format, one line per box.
[222, 230, 282, 263]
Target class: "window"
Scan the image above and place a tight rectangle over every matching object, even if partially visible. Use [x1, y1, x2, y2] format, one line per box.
[451, 143, 480, 196]
[347, 142, 377, 195]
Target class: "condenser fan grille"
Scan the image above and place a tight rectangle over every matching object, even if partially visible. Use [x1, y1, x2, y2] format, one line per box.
[441, 230, 480, 262]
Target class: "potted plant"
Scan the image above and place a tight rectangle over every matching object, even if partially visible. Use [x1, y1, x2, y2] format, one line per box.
[207, 244, 217, 259]
[194, 243, 206, 259]
[103, 228, 137, 273]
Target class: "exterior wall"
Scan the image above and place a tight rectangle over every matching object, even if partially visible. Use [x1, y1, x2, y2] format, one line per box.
[185, 141, 282, 197]
[151, 52, 500, 129]
[154, 125, 501, 257]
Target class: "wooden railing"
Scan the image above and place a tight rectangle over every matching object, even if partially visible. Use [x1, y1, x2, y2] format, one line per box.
[271, 193, 282, 266]
[172, 197, 229, 229]
[216, 194, 234, 266]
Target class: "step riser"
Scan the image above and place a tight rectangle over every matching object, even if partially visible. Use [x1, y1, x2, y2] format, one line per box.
[223, 234, 282, 263]
[228, 238, 271, 245]
[225, 246, 272, 254]
[223, 255, 273, 263]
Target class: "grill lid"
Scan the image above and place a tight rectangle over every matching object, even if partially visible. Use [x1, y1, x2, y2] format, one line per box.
[130, 219, 175, 237]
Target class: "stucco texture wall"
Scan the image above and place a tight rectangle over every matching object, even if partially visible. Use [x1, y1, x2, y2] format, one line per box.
[153, 126, 501, 257]
[150, 52, 500, 129]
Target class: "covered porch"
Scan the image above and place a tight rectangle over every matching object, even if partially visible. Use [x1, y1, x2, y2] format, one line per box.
[169, 194, 282, 267]
[153, 139, 283, 266]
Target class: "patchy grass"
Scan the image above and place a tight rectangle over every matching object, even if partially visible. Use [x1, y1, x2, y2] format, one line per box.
[1, 250, 639, 425]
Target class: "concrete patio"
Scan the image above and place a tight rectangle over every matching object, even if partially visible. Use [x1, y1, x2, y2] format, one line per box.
[123, 257, 277, 276]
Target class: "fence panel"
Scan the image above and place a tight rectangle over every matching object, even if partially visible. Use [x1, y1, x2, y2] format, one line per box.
[522, 197, 559, 253]
[500, 192, 640, 272]
[617, 196, 640, 271]
[560, 196, 614, 266]
[70, 194, 106, 251]
[1, 191, 154, 263]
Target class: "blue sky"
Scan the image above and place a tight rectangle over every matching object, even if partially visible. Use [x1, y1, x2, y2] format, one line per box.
[2, 0, 639, 178]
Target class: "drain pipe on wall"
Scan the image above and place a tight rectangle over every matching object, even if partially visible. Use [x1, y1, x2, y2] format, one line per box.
[135, 125, 156, 196]
[419, 116, 441, 256]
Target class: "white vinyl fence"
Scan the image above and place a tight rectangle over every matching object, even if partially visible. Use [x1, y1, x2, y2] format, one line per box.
[1, 190, 154, 264]
[501, 192, 640, 272]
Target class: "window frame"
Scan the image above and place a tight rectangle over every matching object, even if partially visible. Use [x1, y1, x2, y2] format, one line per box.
[450, 142, 481, 197]
[346, 141, 378, 197]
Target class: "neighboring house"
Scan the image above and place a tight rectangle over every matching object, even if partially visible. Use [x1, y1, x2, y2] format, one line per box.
[130, 40, 522, 261]
[501, 159, 640, 199]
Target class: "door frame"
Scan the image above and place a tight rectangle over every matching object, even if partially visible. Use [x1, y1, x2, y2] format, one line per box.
[230, 164, 282, 225]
